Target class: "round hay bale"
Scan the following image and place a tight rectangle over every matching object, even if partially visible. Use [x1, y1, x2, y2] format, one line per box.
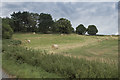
[27, 40, 31, 43]
[33, 32, 36, 34]
[61, 34, 63, 36]
[52, 44, 58, 49]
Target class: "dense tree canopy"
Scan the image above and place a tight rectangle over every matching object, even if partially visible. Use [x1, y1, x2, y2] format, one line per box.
[2, 11, 98, 35]
[76, 24, 86, 35]
[11, 11, 23, 32]
[55, 18, 74, 34]
[11, 11, 39, 32]
[30, 13, 39, 32]
[51, 20, 59, 33]
[87, 25, 98, 35]
[38, 13, 54, 33]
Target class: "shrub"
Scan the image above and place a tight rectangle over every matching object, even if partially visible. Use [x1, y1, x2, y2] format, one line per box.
[2, 39, 22, 52]
[55, 18, 74, 34]
[2, 19, 13, 39]
[10, 40, 22, 45]
[87, 25, 98, 35]
[76, 24, 86, 35]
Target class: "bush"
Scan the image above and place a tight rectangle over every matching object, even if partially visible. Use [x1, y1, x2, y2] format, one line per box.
[76, 24, 86, 35]
[87, 25, 98, 35]
[2, 19, 13, 39]
[10, 40, 22, 45]
[55, 18, 74, 34]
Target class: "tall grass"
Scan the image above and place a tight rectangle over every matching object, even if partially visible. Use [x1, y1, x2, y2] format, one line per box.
[2, 39, 118, 78]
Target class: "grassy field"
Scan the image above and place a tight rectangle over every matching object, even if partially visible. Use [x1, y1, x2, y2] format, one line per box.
[13, 33, 118, 62]
[2, 33, 118, 78]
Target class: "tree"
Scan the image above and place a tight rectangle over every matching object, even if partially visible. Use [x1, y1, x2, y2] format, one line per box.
[2, 18, 13, 39]
[87, 25, 98, 35]
[11, 11, 23, 32]
[51, 19, 59, 33]
[11, 11, 39, 32]
[29, 13, 39, 32]
[71, 27, 75, 33]
[76, 24, 86, 35]
[55, 18, 73, 34]
[38, 13, 54, 33]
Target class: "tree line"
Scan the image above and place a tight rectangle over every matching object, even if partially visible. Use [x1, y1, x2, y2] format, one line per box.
[1, 11, 98, 39]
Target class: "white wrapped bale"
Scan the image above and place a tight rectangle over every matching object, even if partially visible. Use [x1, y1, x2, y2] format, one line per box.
[52, 44, 58, 49]
[27, 40, 31, 43]
[33, 32, 36, 34]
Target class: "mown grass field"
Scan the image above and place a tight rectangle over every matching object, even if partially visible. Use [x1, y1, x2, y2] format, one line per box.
[2, 33, 118, 78]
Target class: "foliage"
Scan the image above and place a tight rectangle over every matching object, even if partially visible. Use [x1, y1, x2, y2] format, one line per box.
[55, 18, 74, 34]
[11, 11, 39, 32]
[2, 39, 22, 52]
[87, 25, 98, 35]
[38, 13, 54, 33]
[76, 24, 86, 35]
[2, 11, 99, 34]
[10, 40, 22, 45]
[2, 18, 13, 39]
[71, 27, 75, 33]
[51, 20, 59, 33]
[10, 12, 54, 33]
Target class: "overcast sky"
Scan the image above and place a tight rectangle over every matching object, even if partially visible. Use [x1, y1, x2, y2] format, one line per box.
[1, 2, 118, 35]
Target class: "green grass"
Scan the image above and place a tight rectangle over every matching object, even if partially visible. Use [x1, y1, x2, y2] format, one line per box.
[12, 33, 118, 65]
[2, 33, 118, 78]
[13, 33, 93, 49]
[2, 40, 118, 78]
[2, 39, 62, 78]
[2, 58, 61, 78]
[63, 39, 118, 61]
